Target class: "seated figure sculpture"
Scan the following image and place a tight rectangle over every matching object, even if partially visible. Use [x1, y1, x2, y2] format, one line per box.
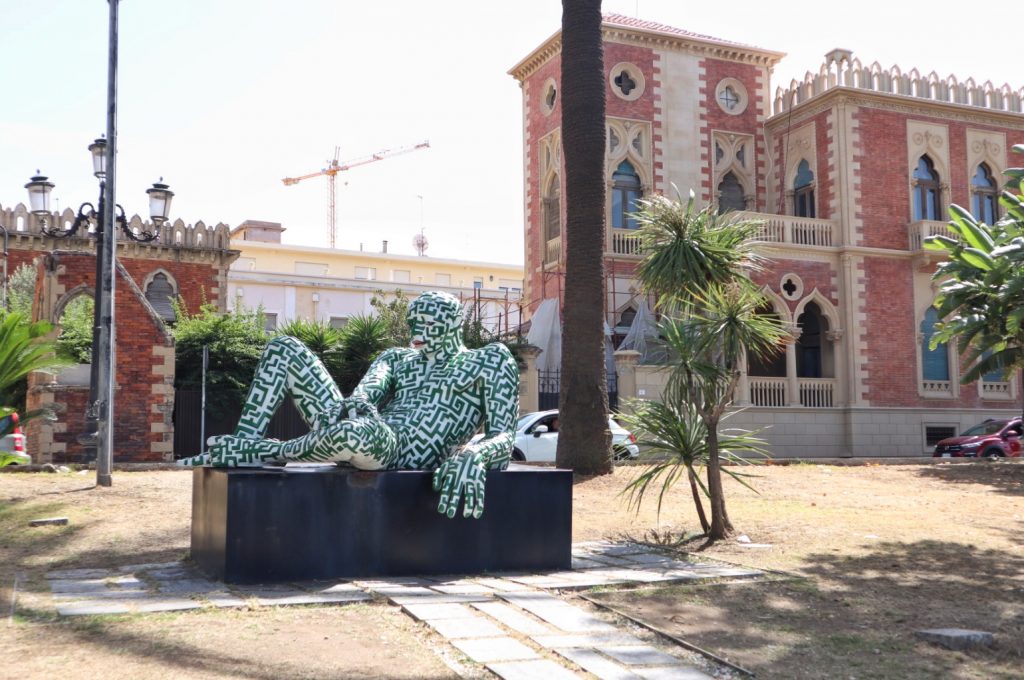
[179, 291, 520, 519]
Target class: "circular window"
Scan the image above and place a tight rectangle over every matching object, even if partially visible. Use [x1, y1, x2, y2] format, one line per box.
[608, 62, 645, 101]
[540, 78, 557, 116]
[779, 274, 804, 301]
[715, 77, 749, 115]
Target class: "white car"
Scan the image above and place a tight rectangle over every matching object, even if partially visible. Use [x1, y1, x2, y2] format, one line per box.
[510, 409, 639, 463]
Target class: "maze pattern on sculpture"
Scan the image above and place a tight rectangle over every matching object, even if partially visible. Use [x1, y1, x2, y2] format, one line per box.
[182, 291, 519, 472]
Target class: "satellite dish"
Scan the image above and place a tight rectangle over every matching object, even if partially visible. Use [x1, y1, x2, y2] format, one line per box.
[413, 233, 429, 256]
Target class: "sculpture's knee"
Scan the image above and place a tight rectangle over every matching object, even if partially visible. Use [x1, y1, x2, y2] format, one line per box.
[266, 335, 305, 355]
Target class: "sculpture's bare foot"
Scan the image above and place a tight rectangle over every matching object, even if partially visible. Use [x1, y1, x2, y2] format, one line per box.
[177, 453, 211, 467]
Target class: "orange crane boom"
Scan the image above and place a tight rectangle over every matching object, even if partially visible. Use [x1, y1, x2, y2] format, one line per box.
[282, 141, 430, 248]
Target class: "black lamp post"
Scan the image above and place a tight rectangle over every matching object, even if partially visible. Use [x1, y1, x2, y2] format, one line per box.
[25, 0, 174, 486]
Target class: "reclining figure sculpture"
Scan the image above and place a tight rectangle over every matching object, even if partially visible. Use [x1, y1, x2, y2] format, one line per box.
[179, 290, 520, 519]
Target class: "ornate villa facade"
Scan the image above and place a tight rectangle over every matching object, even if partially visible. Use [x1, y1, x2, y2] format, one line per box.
[510, 14, 1024, 457]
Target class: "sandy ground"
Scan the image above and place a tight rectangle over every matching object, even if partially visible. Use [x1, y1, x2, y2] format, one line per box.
[1, 460, 1022, 678]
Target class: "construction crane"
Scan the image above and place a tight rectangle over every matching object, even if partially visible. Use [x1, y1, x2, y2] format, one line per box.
[282, 141, 430, 248]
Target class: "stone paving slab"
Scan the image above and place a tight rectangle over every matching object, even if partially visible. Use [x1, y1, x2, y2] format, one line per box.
[532, 632, 647, 649]
[45, 568, 111, 580]
[633, 666, 714, 679]
[915, 628, 995, 650]
[601, 645, 682, 666]
[51, 589, 153, 600]
[451, 636, 539, 663]
[425, 616, 505, 639]
[56, 601, 133, 616]
[554, 647, 644, 680]
[402, 602, 476, 620]
[472, 601, 552, 635]
[132, 599, 204, 613]
[156, 578, 224, 594]
[204, 593, 248, 608]
[48, 579, 113, 594]
[390, 593, 492, 606]
[487, 659, 583, 680]
[472, 577, 534, 592]
[498, 593, 616, 633]
[431, 583, 495, 595]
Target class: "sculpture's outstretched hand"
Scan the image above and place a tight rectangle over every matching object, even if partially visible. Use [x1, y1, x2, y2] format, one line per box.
[432, 452, 487, 519]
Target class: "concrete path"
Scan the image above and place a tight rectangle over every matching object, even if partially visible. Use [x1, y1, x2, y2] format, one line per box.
[45, 541, 763, 679]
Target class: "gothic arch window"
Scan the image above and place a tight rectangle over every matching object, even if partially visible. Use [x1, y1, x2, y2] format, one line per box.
[145, 272, 177, 323]
[747, 305, 786, 377]
[618, 306, 636, 328]
[971, 163, 998, 224]
[543, 174, 560, 242]
[796, 302, 830, 378]
[920, 307, 949, 382]
[717, 172, 746, 214]
[912, 155, 942, 221]
[611, 160, 642, 229]
[793, 159, 815, 218]
[56, 293, 95, 364]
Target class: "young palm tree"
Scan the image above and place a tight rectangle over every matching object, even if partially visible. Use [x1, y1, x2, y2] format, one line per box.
[0, 312, 68, 420]
[631, 190, 786, 540]
[556, 0, 613, 475]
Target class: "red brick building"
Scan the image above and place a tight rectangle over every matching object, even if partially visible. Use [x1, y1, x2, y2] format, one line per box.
[510, 14, 1024, 456]
[1, 202, 237, 462]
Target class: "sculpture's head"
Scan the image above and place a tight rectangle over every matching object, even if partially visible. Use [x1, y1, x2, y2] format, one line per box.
[407, 290, 465, 358]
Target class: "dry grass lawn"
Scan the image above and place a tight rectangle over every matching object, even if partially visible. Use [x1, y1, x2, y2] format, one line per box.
[0, 460, 1021, 679]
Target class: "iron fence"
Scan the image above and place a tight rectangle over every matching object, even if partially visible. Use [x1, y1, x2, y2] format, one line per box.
[537, 370, 618, 412]
[172, 390, 309, 459]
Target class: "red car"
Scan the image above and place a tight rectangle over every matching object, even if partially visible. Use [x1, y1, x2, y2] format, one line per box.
[933, 418, 1022, 459]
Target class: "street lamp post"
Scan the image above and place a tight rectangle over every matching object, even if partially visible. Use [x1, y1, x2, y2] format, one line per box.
[26, 162, 172, 486]
[25, 0, 175, 487]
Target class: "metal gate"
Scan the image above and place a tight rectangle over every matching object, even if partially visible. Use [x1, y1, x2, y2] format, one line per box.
[537, 370, 618, 412]
[172, 390, 309, 459]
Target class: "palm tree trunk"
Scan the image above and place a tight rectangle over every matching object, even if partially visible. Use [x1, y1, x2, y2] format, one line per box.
[687, 464, 710, 534]
[706, 421, 733, 540]
[556, 0, 612, 475]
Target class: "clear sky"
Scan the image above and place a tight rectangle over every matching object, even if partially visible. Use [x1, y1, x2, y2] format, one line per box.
[2, 1, 1020, 265]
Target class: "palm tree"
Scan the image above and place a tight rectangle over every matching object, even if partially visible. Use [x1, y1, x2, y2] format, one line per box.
[0, 311, 68, 421]
[277, 318, 346, 386]
[556, 0, 613, 475]
[632, 190, 786, 540]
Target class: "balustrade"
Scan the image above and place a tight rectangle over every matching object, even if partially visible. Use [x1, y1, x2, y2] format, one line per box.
[908, 220, 955, 251]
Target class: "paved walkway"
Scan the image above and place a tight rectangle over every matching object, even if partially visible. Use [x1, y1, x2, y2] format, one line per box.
[46, 541, 762, 679]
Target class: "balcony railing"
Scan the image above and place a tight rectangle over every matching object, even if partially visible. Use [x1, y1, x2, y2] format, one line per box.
[908, 220, 956, 251]
[544, 237, 561, 266]
[610, 229, 642, 256]
[980, 381, 1012, 400]
[740, 212, 837, 247]
[799, 378, 835, 408]
[921, 379, 952, 396]
[749, 377, 787, 407]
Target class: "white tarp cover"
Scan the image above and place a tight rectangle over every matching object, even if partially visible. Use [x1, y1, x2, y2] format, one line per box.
[617, 300, 667, 364]
[527, 298, 561, 372]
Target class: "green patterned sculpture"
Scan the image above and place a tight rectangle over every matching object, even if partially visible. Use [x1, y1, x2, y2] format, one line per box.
[178, 291, 520, 518]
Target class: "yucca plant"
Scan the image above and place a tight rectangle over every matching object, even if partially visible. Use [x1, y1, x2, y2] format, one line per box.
[629, 189, 787, 541]
[335, 315, 388, 395]
[277, 318, 346, 386]
[0, 312, 68, 420]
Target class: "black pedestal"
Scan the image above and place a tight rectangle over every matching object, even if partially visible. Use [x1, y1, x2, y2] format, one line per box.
[190, 465, 573, 583]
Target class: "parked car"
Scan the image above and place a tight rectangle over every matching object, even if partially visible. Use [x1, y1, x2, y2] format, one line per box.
[511, 409, 640, 462]
[933, 418, 1022, 459]
[0, 412, 30, 465]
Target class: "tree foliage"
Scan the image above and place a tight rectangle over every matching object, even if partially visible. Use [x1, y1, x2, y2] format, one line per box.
[171, 301, 269, 418]
[370, 289, 411, 349]
[56, 295, 94, 364]
[6, 264, 37, 319]
[333, 315, 388, 395]
[926, 144, 1024, 417]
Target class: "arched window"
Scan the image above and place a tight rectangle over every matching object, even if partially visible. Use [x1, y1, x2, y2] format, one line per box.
[971, 163, 998, 224]
[747, 305, 786, 377]
[717, 172, 745, 214]
[618, 306, 636, 328]
[145, 273, 176, 323]
[57, 295, 94, 364]
[796, 302, 828, 378]
[912, 155, 942, 221]
[611, 161, 642, 229]
[793, 160, 815, 218]
[920, 307, 949, 381]
[543, 175, 560, 242]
